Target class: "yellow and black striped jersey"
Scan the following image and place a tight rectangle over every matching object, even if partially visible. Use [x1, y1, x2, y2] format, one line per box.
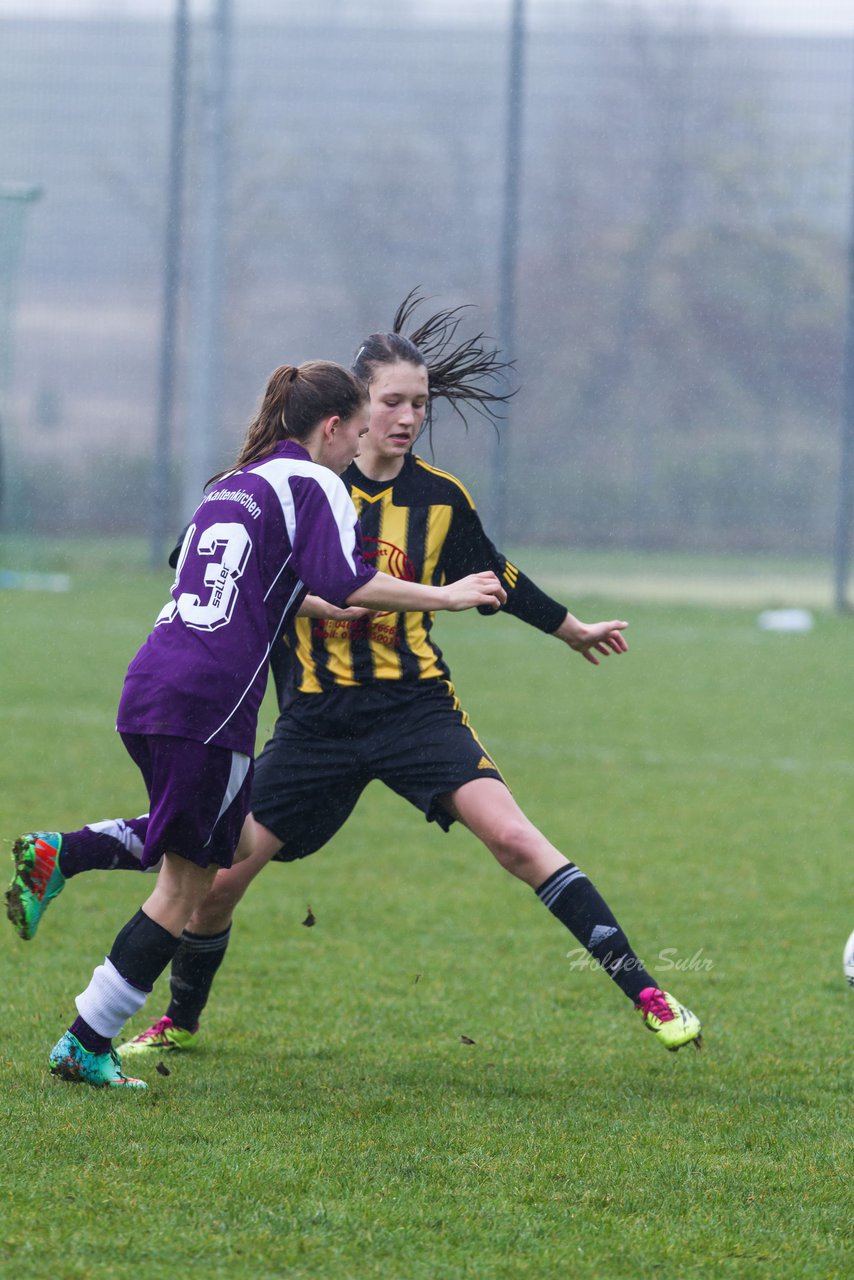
[269, 453, 568, 702]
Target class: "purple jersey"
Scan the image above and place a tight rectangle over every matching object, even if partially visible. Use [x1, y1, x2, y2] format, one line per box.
[117, 441, 377, 754]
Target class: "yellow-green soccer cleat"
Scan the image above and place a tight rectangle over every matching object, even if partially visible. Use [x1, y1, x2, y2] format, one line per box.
[49, 1032, 147, 1089]
[636, 987, 702, 1052]
[6, 832, 66, 941]
[118, 1015, 200, 1057]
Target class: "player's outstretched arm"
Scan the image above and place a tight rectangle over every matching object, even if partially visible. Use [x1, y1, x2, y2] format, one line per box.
[346, 571, 506, 614]
[553, 613, 629, 666]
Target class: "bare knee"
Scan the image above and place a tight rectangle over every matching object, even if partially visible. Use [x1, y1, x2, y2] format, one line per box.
[485, 816, 548, 881]
[208, 874, 244, 916]
[448, 780, 565, 888]
[186, 866, 252, 933]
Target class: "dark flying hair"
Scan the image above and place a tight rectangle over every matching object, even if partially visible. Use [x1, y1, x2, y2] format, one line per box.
[209, 359, 368, 484]
[351, 288, 516, 439]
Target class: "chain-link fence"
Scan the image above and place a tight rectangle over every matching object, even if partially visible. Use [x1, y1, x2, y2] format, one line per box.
[1, 0, 853, 575]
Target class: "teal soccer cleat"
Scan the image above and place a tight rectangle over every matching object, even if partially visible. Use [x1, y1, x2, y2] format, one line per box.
[49, 1032, 147, 1089]
[6, 832, 66, 941]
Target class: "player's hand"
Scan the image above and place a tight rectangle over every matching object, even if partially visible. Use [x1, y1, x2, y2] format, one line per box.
[443, 571, 507, 612]
[298, 594, 373, 621]
[554, 613, 629, 665]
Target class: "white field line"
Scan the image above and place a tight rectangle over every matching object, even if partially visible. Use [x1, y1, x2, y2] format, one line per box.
[487, 738, 854, 778]
[535, 571, 832, 608]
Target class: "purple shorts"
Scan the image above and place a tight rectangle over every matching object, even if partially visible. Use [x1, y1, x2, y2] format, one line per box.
[120, 733, 253, 870]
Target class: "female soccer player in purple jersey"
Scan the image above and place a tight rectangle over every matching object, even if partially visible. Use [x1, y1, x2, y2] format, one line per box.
[38, 358, 505, 1088]
[9, 298, 702, 1075]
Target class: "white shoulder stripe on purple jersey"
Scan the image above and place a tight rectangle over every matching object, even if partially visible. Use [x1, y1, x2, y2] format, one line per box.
[251, 457, 360, 574]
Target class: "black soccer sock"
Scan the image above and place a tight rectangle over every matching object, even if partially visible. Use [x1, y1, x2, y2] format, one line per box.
[165, 926, 232, 1031]
[108, 908, 182, 993]
[535, 863, 655, 1002]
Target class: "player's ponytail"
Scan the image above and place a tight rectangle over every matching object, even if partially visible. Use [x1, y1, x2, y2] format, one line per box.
[209, 360, 368, 483]
[352, 288, 516, 438]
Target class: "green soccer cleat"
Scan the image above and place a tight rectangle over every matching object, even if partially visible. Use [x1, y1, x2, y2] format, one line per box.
[636, 987, 702, 1052]
[49, 1031, 147, 1089]
[6, 832, 66, 941]
[117, 1015, 200, 1057]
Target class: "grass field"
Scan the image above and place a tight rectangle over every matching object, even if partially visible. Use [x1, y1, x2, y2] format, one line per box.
[1, 539, 851, 1279]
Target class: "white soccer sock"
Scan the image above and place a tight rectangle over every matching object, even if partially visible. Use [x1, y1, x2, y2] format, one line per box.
[75, 956, 148, 1038]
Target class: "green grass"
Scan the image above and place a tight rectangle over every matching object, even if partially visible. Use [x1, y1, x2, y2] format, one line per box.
[1, 541, 852, 1278]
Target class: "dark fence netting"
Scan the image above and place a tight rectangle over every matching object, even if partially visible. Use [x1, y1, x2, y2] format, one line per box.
[1, 0, 852, 555]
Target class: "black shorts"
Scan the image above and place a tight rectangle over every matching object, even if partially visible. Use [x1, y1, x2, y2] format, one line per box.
[250, 680, 505, 862]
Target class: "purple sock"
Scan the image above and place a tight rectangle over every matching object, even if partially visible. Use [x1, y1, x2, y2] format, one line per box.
[59, 817, 149, 878]
[69, 1016, 112, 1055]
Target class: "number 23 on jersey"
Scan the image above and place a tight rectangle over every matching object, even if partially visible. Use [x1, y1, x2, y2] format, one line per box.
[157, 522, 253, 632]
